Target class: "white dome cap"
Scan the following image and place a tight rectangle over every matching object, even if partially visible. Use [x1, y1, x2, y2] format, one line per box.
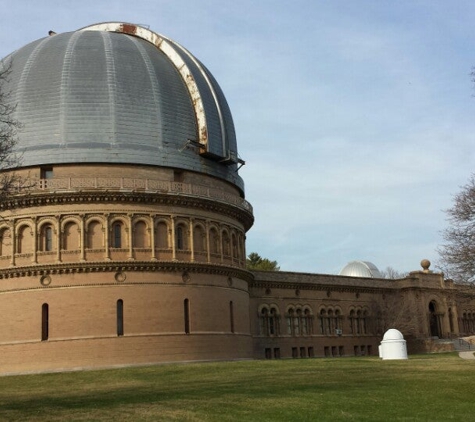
[383, 329, 404, 341]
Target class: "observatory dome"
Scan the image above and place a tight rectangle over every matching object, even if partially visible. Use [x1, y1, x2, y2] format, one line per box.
[382, 329, 404, 341]
[339, 260, 383, 278]
[2, 22, 243, 190]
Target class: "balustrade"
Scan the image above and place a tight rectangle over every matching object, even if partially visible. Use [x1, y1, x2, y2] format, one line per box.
[19, 178, 252, 213]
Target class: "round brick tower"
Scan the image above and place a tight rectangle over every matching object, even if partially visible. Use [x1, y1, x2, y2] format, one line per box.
[0, 22, 253, 373]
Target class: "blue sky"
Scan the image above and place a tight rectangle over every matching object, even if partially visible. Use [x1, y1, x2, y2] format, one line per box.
[2, 1, 474, 274]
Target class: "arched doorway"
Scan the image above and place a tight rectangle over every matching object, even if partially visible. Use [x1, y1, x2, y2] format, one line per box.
[429, 301, 441, 338]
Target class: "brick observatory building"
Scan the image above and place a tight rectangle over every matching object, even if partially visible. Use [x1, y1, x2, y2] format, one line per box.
[0, 22, 474, 373]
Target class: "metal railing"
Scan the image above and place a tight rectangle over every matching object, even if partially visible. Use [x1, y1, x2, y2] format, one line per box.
[17, 177, 253, 213]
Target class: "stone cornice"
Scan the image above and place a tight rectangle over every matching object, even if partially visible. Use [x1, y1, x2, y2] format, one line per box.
[0, 191, 254, 230]
[249, 280, 391, 295]
[0, 260, 255, 283]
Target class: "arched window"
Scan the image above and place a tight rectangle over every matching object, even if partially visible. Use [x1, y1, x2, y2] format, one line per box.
[294, 308, 302, 335]
[429, 300, 441, 337]
[302, 310, 308, 335]
[320, 309, 326, 334]
[238, 234, 244, 261]
[133, 221, 147, 248]
[176, 224, 187, 250]
[155, 222, 169, 249]
[193, 225, 205, 252]
[17, 225, 33, 254]
[87, 221, 103, 249]
[349, 310, 356, 334]
[63, 222, 79, 251]
[222, 231, 230, 256]
[39, 224, 54, 252]
[362, 310, 368, 334]
[304, 308, 313, 335]
[269, 307, 279, 336]
[41, 303, 49, 341]
[232, 233, 238, 258]
[260, 307, 269, 335]
[112, 222, 123, 248]
[335, 309, 341, 332]
[287, 308, 295, 335]
[327, 309, 334, 334]
[117, 299, 124, 336]
[209, 228, 219, 254]
[259, 306, 279, 336]
[0, 228, 12, 256]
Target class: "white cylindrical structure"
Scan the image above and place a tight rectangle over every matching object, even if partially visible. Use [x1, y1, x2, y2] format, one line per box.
[380, 329, 408, 360]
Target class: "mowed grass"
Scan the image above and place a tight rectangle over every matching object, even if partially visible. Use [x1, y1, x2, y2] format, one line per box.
[0, 353, 473, 421]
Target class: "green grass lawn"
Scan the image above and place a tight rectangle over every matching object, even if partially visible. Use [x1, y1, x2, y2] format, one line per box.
[0, 353, 473, 421]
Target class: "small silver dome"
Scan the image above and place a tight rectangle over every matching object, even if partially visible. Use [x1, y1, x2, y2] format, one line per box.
[2, 22, 243, 190]
[339, 260, 383, 278]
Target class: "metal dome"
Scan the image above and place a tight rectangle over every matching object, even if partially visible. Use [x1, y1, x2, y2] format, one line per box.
[2, 22, 243, 190]
[339, 260, 383, 278]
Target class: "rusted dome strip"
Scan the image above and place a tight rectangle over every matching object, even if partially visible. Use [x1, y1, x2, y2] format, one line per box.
[79, 22, 209, 153]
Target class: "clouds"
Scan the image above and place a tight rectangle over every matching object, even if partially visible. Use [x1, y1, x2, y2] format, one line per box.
[1, 0, 474, 274]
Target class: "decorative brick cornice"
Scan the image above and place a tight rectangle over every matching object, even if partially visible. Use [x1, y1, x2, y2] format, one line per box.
[1, 191, 254, 230]
[249, 280, 390, 295]
[0, 260, 255, 282]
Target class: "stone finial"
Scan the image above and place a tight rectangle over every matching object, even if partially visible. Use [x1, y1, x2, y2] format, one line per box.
[420, 259, 431, 273]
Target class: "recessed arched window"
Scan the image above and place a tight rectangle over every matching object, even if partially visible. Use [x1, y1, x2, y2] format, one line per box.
[222, 231, 230, 256]
[232, 234, 238, 258]
[39, 224, 54, 252]
[349, 310, 356, 334]
[304, 308, 313, 335]
[193, 225, 205, 252]
[133, 221, 147, 248]
[41, 303, 49, 341]
[259, 306, 280, 337]
[112, 222, 122, 248]
[294, 309, 302, 335]
[87, 221, 103, 249]
[176, 225, 188, 250]
[287, 308, 295, 335]
[334, 309, 341, 333]
[117, 299, 124, 336]
[362, 310, 368, 334]
[302, 310, 308, 335]
[155, 222, 169, 249]
[320, 309, 327, 334]
[0, 228, 11, 256]
[327, 309, 334, 334]
[177, 226, 183, 250]
[209, 228, 219, 254]
[63, 222, 79, 251]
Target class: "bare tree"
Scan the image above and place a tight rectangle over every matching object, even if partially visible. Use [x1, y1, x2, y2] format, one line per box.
[0, 59, 21, 202]
[438, 175, 475, 283]
[379, 266, 407, 279]
[370, 292, 424, 339]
